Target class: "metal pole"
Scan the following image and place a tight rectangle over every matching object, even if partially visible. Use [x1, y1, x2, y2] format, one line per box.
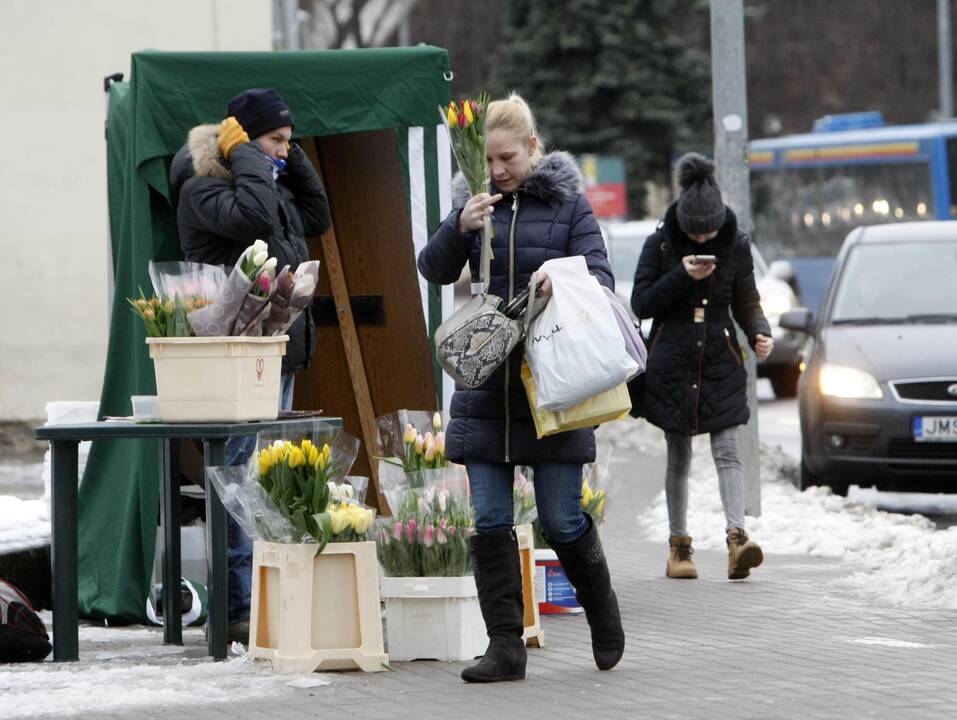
[939, 0, 953, 118]
[103, 73, 122, 326]
[710, 0, 760, 516]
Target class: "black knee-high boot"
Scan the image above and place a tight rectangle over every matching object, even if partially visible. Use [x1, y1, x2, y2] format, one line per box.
[551, 514, 625, 670]
[461, 529, 527, 683]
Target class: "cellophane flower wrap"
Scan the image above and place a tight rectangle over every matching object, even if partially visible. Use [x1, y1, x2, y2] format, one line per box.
[187, 240, 278, 336]
[375, 471, 473, 577]
[375, 410, 474, 576]
[127, 261, 222, 337]
[518, 446, 616, 549]
[513, 469, 538, 527]
[376, 410, 451, 495]
[206, 422, 374, 554]
[263, 260, 321, 336]
[439, 93, 491, 198]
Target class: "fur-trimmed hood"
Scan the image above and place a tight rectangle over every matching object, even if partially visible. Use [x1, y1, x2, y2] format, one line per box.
[451, 150, 584, 209]
[170, 123, 231, 194]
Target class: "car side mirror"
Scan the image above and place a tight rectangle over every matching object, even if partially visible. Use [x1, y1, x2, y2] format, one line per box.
[768, 260, 795, 282]
[779, 307, 813, 333]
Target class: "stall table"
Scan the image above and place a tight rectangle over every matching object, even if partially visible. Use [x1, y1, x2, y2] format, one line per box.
[34, 417, 341, 662]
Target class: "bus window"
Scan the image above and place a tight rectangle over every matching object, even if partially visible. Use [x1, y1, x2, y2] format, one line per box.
[751, 162, 933, 261]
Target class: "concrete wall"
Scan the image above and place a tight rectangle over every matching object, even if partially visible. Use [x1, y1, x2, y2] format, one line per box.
[0, 0, 271, 420]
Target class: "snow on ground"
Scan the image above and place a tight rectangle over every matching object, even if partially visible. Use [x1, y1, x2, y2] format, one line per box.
[0, 495, 49, 554]
[1, 619, 336, 718]
[607, 423, 957, 611]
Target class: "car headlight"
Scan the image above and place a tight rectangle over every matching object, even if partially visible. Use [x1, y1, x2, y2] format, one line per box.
[819, 363, 883, 399]
[761, 292, 792, 318]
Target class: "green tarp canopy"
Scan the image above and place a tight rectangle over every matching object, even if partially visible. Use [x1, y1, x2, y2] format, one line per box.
[87, 47, 451, 622]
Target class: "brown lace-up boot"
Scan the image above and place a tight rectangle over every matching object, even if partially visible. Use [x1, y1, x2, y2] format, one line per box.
[727, 528, 763, 580]
[666, 536, 698, 579]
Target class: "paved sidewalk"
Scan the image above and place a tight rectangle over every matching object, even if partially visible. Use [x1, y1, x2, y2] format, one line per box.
[37, 518, 956, 720]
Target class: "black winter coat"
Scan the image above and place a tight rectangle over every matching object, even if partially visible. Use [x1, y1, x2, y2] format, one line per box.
[169, 124, 331, 372]
[418, 151, 614, 465]
[631, 204, 771, 436]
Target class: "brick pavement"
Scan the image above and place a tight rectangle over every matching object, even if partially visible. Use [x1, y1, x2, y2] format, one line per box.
[13, 424, 957, 720]
[42, 518, 957, 720]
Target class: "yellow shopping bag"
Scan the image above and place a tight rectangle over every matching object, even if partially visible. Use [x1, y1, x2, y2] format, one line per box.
[521, 363, 631, 439]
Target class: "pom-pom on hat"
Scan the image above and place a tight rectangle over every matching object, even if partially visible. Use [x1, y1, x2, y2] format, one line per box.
[225, 88, 295, 140]
[675, 152, 726, 235]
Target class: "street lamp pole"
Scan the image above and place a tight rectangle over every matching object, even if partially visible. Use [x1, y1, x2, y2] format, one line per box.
[710, 0, 761, 516]
[939, 0, 953, 118]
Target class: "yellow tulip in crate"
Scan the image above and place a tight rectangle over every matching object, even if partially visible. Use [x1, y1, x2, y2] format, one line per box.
[206, 426, 387, 672]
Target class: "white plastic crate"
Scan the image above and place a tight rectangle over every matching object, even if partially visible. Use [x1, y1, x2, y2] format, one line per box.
[249, 540, 387, 673]
[379, 575, 488, 662]
[146, 336, 287, 422]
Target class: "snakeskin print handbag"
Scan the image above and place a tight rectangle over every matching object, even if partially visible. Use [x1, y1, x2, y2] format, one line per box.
[434, 222, 529, 388]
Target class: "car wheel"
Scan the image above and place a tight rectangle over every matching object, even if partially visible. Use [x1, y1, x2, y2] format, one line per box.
[800, 455, 849, 496]
[798, 455, 817, 491]
[769, 365, 800, 399]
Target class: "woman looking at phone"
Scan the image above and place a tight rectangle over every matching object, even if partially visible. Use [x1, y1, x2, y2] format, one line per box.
[631, 152, 774, 581]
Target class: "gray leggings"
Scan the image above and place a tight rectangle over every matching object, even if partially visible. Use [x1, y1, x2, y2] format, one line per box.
[665, 426, 745, 537]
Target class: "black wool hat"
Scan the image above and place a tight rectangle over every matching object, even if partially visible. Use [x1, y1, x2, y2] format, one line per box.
[226, 88, 295, 140]
[675, 152, 726, 235]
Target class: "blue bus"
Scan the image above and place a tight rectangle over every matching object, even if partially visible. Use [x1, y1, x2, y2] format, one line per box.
[749, 114, 957, 311]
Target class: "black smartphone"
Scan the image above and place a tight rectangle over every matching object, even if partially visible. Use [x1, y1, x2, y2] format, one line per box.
[503, 279, 545, 318]
[693, 254, 717, 265]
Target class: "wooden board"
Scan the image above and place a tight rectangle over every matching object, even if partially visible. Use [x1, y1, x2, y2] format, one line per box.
[296, 130, 438, 512]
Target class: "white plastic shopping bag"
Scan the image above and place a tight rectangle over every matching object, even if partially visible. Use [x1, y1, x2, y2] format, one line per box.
[525, 256, 638, 411]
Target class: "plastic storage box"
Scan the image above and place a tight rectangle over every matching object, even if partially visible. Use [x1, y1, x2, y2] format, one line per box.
[379, 575, 488, 662]
[249, 540, 387, 673]
[146, 336, 287, 422]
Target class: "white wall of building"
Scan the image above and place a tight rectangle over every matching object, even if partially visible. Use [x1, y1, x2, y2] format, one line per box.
[0, 0, 271, 420]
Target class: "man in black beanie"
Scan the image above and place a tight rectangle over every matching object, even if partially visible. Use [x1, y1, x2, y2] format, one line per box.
[631, 151, 773, 583]
[169, 88, 330, 642]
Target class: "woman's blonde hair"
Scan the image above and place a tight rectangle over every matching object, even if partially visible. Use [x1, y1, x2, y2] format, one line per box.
[486, 92, 545, 167]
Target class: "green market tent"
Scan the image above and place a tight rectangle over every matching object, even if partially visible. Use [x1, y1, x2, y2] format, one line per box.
[86, 47, 451, 622]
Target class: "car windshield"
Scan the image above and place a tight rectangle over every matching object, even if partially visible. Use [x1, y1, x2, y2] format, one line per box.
[829, 240, 957, 324]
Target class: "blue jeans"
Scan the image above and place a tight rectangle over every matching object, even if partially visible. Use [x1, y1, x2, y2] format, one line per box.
[466, 462, 587, 545]
[224, 371, 296, 624]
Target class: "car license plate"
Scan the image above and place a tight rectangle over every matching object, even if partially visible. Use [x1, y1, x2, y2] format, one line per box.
[913, 416, 957, 442]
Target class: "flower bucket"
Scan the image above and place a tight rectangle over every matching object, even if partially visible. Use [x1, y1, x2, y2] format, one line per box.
[379, 575, 487, 662]
[146, 336, 286, 422]
[534, 548, 583, 615]
[248, 540, 387, 673]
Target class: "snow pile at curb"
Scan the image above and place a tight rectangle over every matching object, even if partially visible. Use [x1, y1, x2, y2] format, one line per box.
[0, 496, 49, 554]
[613, 423, 957, 610]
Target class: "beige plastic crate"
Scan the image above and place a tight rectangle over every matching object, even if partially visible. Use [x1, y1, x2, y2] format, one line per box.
[248, 540, 388, 673]
[146, 336, 287, 422]
[516, 523, 545, 648]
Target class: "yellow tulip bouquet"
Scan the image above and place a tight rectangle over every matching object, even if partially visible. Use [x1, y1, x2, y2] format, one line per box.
[256, 437, 375, 551]
[518, 454, 616, 549]
[206, 424, 373, 555]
